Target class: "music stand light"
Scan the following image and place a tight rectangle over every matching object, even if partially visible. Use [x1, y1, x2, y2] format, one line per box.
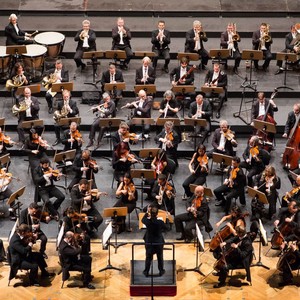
[7, 186, 26, 218]
[134, 51, 155, 58]
[130, 169, 156, 208]
[103, 207, 128, 253]
[134, 84, 156, 95]
[21, 119, 44, 129]
[276, 52, 297, 89]
[131, 118, 155, 149]
[184, 117, 207, 150]
[51, 82, 74, 93]
[253, 119, 276, 134]
[177, 52, 199, 62]
[16, 84, 40, 96]
[57, 117, 81, 127]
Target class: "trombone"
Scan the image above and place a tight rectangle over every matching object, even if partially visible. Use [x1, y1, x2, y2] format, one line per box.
[259, 24, 272, 50]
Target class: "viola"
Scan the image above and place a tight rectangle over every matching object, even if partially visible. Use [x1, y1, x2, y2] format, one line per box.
[71, 130, 83, 142]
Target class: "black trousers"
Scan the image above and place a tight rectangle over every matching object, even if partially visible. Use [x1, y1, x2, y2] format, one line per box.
[174, 213, 196, 241]
[145, 244, 164, 273]
[182, 173, 206, 198]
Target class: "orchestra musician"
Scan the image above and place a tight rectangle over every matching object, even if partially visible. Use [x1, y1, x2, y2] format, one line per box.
[284, 175, 300, 204]
[182, 144, 209, 199]
[111, 122, 138, 149]
[151, 20, 171, 73]
[20, 202, 51, 259]
[15, 86, 39, 145]
[61, 121, 83, 154]
[53, 89, 79, 146]
[188, 93, 212, 143]
[142, 205, 168, 277]
[213, 225, 253, 288]
[5, 14, 34, 45]
[112, 17, 133, 70]
[204, 63, 228, 119]
[33, 157, 65, 220]
[9, 224, 54, 286]
[275, 24, 300, 75]
[170, 56, 196, 108]
[159, 90, 179, 119]
[253, 165, 281, 220]
[214, 156, 246, 215]
[184, 20, 209, 70]
[68, 149, 99, 190]
[59, 231, 95, 289]
[207, 119, 237, 158]
[114, 173, 138, 233]
[155, 120, 180, 167]
[0, 127, 14, 156]
[62, 206, 91, 255]
[43, 59, 69, 114]
[252, 22, 273, 72]
[220, 23, 241, 74]
[175, 185, 212, 243]
[239, 135, 265, 188]
[135, 56, 156, 85]
[0, 166, 16, 220]
[123, 89, 153, 137]
[146, 173, 175, 219]
[100, 63, 124, 104]
[112, 141, 139, 184]
[70, 179, 104, 236]
[86, 92, 116, 149]
[6, 62, 29, 98]
[24, 128, 49, 177]
[74, 19, 96, 70]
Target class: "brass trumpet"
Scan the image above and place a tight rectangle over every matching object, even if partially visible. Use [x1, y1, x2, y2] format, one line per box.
[231, 23, 240, 42]
[259, 24, 271, 50]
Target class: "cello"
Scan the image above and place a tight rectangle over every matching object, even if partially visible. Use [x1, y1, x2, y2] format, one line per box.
[282, 113, 300, 170]
[255, 89, 278, 152]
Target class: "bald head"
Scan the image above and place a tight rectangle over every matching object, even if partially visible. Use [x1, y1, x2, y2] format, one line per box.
[194, 185, 204, 197]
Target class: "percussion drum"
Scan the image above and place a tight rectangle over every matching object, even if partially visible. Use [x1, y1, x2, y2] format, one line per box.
[0, 46, 11, 82]
[34, 32, 65, 58]
[22, 44, 47, 81]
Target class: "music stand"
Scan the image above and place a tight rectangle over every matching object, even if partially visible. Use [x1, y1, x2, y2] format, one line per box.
[156, 117, 181, 127]
[7, 186, 26, 218]
[99, 118, 123, 152]
[251, 218, 270, 269]
[83, 51, 104, 89]
[211, 153, 233, 184]
[184, 118, 207, 150]
[105, 50, 127, 68]
[276, 52, 297, 89]
[130, 169, 156, 209]
[99, 221, 122, 272]
[21, 119, 44, 130]
[104, 82, 126, 97]
[134, 51, 155, 58]
[0, 118, 4, 127]
[177, 52, 199, 62]
[139, 148, 160, 169]
[54, 149, 76, 190]
[134, 84, 156, 95]
[131, 118, 155, 148]
[0, 153, 10, 169]
[184, 223, 205, 275]
[247, 186, 268, 205]
[242, 50, 263, 85]
[253, 119, 277, 134]
[103, 207, 128, 253]
[172, 85, 195, 118]
[6, 45, 27, 68]
[51, 82, 73, 93]
[57, 117, 81, 127]
[209, 49, 230, 64]
[201, 86, 223, 95]
[138, 211, 167, 229]
[16, 84, 40, 96]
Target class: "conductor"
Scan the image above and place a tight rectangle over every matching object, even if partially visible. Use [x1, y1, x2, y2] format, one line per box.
[142, 206, 168, 277]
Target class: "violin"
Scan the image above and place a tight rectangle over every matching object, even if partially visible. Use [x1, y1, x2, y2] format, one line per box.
[0, 132, 15, 145]
[32, 210, 51, 223]
[227, 167, 239, 188]
[249, 146, 259, 160]
[189, 196, 203, 218]
[223, 129, 235, 141]
[23, 231, 37, 245]
[71, 130, 83, 142]
[70, 211, 88, 222]
[194, 154, 208, 173]
[283, 186, 300, 203]
[43, 167, 63, 178]
[123, 132, 138, 141]
[124, 183, 136, 201]
[87, 158, 98, 169]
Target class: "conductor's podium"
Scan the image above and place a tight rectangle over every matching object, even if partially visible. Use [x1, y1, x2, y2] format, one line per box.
[130, 243, 177, 297]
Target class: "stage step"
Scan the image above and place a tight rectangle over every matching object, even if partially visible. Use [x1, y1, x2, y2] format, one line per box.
[130, 260, 177, 297]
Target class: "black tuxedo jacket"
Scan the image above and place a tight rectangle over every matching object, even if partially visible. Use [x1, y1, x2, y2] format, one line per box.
[170, 66, 194, 85]
[17, 96, 40, 121]
[284, 111, 299, 135]
[128, 97, 153, 118]
[74, 29, 96, 51]
[5, 22, 26, 45]
[135, 66, 156, 84]
[101, 69, 124, 85]
[251, 99, 278, 120]
[204, 70, 227, 89]
[57, 99, 79, 117]
[46, 68, 69, 82]
[211, 128, 236, 156]
[151, 29, 171, 50]
[220, 31, 240, 50]
[112, 25, 132, 48]
[142, 213, 167, 244]
[185, 29, 207, 52]
[71, 185, 97, 212]
[252, 30, 272, 50]
[188, 99, 212, 120]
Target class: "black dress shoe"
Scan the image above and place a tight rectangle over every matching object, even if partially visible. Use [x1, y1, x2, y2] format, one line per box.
[41, 271, 55, 278]
[213, 281, 226, 288]
[159, 269, 166, 276]
[176, 236, 185, 241]
[84, 283, 96, 289]
[275, 68, 283, 75]
[216, 112, 220, 119]
[163, 66, 169, 73]
[52, 139, 61, 146]
[30, 281, 40, 286]
[143, 270, 149, 277]
[48, 107, 53, 114]
[215, 200, 225, 206]
[81, 63, 86, 71]
[41, 252, 48, 259]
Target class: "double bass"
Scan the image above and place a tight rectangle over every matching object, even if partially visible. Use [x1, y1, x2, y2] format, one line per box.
[282, 113, 300, 170]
